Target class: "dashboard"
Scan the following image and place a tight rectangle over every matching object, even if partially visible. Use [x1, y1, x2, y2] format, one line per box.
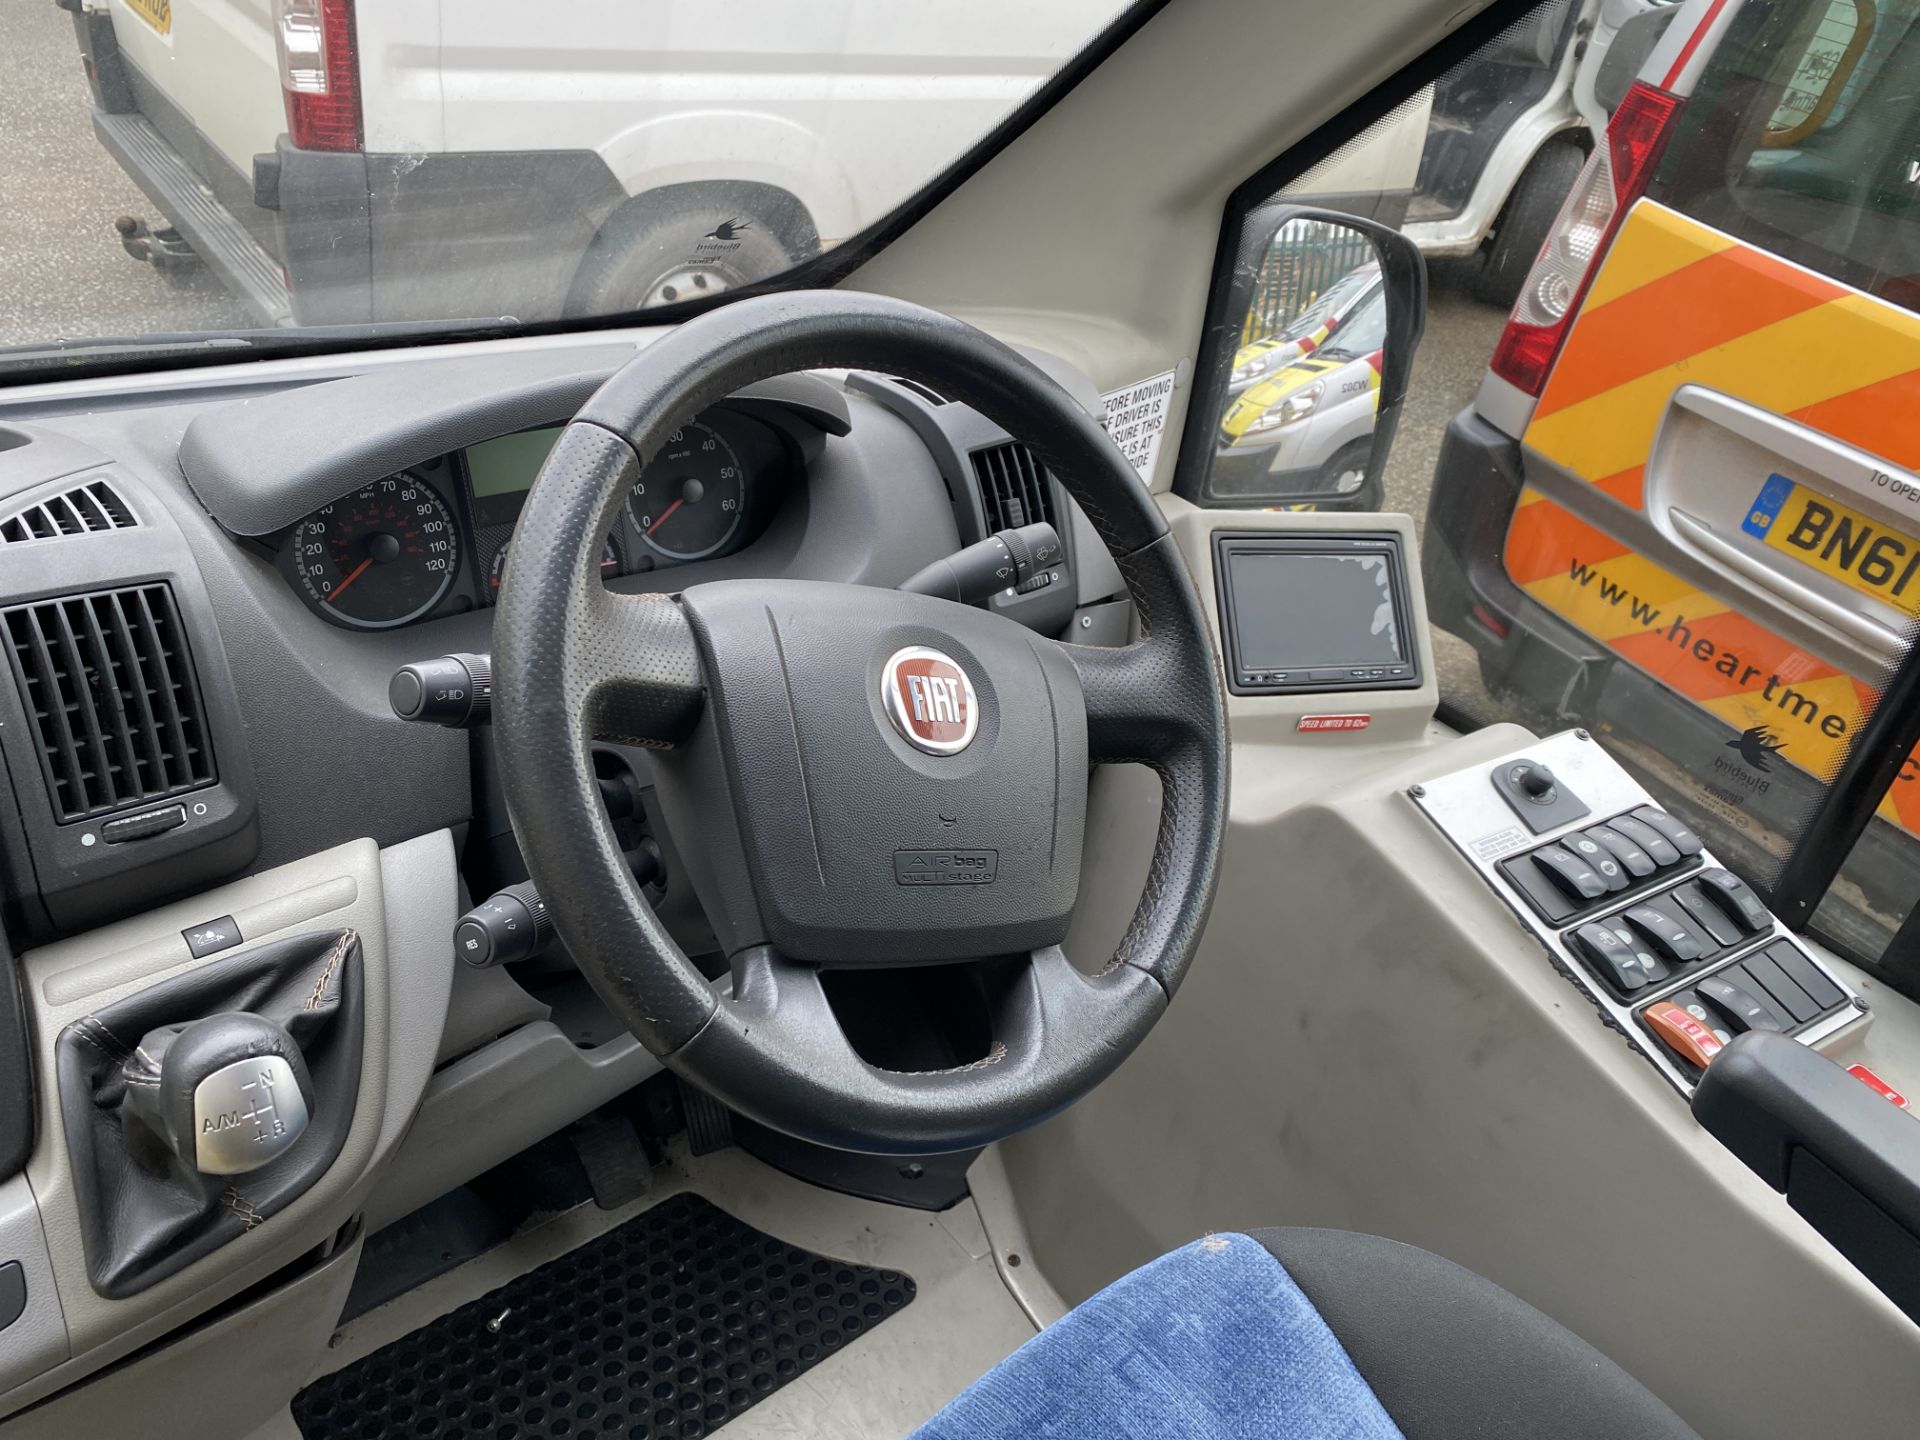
[272, 408, 795, 630]
[0, 341, 1122, 947]
[0, 330, 1142, 1423]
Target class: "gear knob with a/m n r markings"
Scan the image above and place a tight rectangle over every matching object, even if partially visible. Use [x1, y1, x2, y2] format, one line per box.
[120, 1012, 315, 1177]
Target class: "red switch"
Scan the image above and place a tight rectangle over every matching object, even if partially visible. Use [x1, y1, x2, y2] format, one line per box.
[1644, 1001, 1726, 1069]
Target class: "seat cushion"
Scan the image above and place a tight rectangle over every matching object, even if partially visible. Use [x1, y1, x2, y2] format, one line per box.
[1250, 1229, 1698, 1440]
[911, 1232, 1405, 1439]
[912, 1229, 1700, 1440]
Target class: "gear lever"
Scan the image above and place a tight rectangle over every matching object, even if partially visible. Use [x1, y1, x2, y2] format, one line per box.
[120, 1013, 315, 1176]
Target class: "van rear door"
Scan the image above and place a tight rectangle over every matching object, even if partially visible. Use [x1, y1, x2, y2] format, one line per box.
[102, 0, 285, 182]
[1449, 0, 1920, 947]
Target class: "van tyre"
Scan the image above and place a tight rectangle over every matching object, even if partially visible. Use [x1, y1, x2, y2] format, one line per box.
[568, 192, 803, 316]
[1320, 440, 1374, 500]
[1473, 139, 1585, 309]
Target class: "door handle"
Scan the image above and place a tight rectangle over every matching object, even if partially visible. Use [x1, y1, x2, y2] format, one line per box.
[1668, 507, 1907, 666]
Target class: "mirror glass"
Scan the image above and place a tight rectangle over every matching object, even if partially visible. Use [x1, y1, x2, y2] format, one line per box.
[1197, 214, 1412, 511]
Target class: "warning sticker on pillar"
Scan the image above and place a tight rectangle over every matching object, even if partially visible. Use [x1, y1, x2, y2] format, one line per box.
[1101, 370, 1178, 482]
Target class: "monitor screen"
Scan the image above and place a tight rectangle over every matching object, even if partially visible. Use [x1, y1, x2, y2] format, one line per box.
[1224, 547, 1407, 672]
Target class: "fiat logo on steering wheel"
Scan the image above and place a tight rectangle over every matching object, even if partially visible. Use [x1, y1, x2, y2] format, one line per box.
[881, 647, 978, 755]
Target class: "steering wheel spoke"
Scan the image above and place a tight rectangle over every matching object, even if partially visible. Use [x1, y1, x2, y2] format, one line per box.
[698, 945, 1165, 1154]
[580, 589, 707, 749]
[1060, 638, 1195, 765]
[1052, 536, 1226, 766]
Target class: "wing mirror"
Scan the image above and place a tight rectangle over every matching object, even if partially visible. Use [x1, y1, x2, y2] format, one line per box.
[1185, 206, 1427, 512]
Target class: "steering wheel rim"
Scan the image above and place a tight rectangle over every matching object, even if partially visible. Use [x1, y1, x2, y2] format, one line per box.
[494, 291, 1227, 1154]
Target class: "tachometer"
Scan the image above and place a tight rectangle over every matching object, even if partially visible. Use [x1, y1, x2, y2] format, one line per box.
[290, 474, 461, 629]
[629, 421, 747, 561]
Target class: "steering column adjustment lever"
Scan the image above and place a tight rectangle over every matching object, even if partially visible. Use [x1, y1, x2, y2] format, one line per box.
[456, 841, 664, 968]
[389, 651, 492, 728]
[896, 522, 1063, 605]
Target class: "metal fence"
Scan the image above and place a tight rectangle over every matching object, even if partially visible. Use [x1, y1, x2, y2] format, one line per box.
[1240, 221, 1376, 344]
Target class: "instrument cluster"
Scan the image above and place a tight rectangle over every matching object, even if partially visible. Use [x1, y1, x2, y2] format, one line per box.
[276, 409, 790, 630]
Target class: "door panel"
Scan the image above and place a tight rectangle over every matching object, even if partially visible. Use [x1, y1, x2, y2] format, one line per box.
[109, 0, 283, 175]
[1501, 198, 1920, 843]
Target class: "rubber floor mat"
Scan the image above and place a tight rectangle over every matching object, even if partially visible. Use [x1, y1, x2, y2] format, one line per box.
[293, 1191, 917, 1439]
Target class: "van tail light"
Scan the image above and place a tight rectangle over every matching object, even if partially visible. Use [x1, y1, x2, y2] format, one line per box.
[273, 0, 362, 152]
[1489, 82, 1685, 396]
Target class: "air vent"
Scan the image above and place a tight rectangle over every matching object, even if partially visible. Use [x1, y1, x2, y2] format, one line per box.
[0, 479, 136, 544]
[970, 442, 1058, 534]
[4, 585, 215, 822]
[889, 376, 948, 406]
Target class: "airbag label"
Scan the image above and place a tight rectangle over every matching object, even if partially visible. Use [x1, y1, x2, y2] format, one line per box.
[894, 849, 999, 886]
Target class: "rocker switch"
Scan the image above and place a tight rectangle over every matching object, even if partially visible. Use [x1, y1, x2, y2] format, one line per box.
[1696, 974, 1788, 1034]
[1697, 868, 1772, 934]
[1625, 904, 1705, 963]
[1563, 832, 1628, 891]
[1533, 845, 1608, 900]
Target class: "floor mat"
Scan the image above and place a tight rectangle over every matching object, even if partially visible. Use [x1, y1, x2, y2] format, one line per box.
[293, 1191, 918, 1439]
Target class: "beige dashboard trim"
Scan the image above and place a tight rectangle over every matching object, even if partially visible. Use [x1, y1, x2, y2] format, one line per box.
[42, 876, 362, 1007]
[0, 831, 457, 1422]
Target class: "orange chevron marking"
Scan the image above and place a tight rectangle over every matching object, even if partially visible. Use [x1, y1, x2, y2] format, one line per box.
[1537, 245, 1843, 420]
[1789, 368, 1920, 473]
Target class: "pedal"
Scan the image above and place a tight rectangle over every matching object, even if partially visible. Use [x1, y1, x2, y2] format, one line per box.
[678, 1078, 736, 1156]
[570, 1113, 653, 1211]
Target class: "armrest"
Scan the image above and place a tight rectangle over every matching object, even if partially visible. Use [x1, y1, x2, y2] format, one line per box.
[1693, 1031, 1920, 1323]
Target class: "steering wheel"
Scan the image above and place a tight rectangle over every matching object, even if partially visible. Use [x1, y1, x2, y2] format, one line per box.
[494, 292, 1228, 1154]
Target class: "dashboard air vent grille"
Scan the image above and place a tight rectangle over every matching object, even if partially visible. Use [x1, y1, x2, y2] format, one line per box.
[0, 479, 136, 544]
[889, 376, 948, 406]
[3, 585, 215, 821]
[970, 442, 1057, 534]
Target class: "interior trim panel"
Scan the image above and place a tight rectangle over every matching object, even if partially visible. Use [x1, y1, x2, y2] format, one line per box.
[0, 831, 454, 1418]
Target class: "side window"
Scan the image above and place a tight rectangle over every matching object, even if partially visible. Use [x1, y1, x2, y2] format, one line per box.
[1654, 0, 1920, 308]
[1764, 0, 1873, 144]
[1188, 0, 1920, 996]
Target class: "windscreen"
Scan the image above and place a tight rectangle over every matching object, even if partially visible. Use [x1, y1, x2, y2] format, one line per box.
[3, 1, 1138, 370]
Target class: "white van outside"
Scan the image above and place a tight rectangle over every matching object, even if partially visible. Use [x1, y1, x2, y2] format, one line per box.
[65, 0, 1126, 326]
[1403, 0, 1684, 302]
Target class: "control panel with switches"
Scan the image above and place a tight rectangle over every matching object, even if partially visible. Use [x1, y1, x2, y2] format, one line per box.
[1496, 806, 1705, 925]
[1413, 731, 1867, 1093]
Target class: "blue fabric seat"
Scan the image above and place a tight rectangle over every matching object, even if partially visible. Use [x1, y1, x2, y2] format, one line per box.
[912, 1229, 1700, 1440]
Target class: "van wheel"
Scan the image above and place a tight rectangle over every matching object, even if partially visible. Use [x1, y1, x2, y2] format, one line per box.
[1319, 441, 1373, 497]
[567, 194, 801, 316]
[1472, 139, 1585, 310]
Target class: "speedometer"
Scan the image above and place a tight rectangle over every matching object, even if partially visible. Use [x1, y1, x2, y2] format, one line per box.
[629, 421, 747, 561]
[289, 474, 461, 629]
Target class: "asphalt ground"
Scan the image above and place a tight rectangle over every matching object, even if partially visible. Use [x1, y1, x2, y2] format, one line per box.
[1382, 260, 1513, 718]
[1, 0, 249, 344]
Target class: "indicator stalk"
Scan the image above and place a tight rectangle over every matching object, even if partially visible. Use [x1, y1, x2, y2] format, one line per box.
[455, 842, 664, 968]
[897, 522, 1063, 605]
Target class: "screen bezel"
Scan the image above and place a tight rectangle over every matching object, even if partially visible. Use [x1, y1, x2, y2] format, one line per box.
[1212, 532, 1423, 695]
